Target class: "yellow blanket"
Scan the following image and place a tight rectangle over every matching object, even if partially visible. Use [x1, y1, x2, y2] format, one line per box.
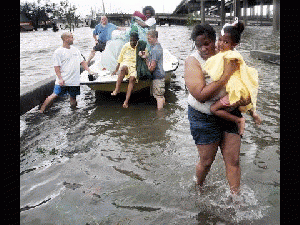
[204, 50, 258, 112]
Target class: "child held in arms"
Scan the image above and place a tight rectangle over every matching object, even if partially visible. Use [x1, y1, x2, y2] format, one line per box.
[204, 19, 262, 136]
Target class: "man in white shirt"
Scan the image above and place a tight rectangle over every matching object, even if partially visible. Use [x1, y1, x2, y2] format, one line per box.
[39, 32, 92, 113]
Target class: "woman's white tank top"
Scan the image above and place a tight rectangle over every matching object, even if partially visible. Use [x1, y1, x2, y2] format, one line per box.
[187, 51, 226, 115]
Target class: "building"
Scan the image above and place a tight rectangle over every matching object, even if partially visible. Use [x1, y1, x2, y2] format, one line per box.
[20, 12, 34, 31]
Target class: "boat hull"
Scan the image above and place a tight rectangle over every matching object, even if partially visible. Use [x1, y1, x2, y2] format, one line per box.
[80, 48, 178, 93]
[81, 71, 173, 92]
[84, 80, 152, 92]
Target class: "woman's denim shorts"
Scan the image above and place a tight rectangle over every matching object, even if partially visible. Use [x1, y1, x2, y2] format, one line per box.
[188, 105, 242, 145]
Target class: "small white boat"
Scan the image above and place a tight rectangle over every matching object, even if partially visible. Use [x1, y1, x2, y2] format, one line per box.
[80, 48, 179, 93]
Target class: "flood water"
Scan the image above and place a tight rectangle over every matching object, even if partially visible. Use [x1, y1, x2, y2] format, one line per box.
[20, 26, 280, 224]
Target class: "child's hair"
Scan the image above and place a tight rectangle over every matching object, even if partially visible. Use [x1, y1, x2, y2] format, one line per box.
[191, 24, 216, 42]
[223, 21, 245, 44]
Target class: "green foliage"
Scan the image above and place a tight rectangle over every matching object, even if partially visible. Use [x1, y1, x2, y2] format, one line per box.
[186, 14, 196, 26]
[20, 0, 80, 31]
[56, 0, 79, 31]
[49, 148, 58, 155]
[36, 147, 58, 156]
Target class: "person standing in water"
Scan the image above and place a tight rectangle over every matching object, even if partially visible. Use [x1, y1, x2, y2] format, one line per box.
[39, 32, 92, 113]
[139, 30, 165, 109]
[185, 24, 251, 196]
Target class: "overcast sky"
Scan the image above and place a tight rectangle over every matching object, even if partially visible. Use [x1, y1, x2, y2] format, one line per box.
[21, 0, 183, 17]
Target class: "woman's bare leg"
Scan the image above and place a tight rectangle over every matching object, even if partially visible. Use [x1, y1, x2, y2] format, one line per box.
[220, 132, 242, 195]
[195, 141, 220, 187]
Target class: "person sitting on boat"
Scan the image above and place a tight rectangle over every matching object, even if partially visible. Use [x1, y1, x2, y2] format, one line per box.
[100, 11, 148, 72]
[111, 32, 143, 108]
[129, 10, 151, 43]
[134, 6, 156, 31]
[87, 16, 125, 64]
[129, 6, 156, 45]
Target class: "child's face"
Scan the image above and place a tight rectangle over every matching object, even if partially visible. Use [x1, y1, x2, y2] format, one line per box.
[217, 33, 237, 52]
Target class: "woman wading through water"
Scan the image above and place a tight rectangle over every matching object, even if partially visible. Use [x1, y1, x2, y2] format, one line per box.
[184, 24, 251, 198]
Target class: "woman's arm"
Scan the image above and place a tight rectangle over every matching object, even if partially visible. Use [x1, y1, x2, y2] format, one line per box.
[135, 20, 148, 28]
[184, 56, 239, 103]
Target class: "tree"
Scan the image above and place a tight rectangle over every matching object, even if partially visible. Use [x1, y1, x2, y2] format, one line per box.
[20, 0, 79, 32]
[20, 0, 56, 30]
[56, 0, 77, 31]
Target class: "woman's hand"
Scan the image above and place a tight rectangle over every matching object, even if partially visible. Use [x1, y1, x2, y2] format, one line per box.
[221, 59, 239, 82]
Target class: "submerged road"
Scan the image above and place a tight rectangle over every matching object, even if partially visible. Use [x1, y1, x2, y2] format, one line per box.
[20, 25, 279, 224]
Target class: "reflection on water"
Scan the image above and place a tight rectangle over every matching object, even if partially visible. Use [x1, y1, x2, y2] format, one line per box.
[20, 25, 279, 224]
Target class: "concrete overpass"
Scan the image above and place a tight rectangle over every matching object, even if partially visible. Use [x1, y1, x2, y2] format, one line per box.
[97, 0, 280, 30]
[173, 0, 280, 31]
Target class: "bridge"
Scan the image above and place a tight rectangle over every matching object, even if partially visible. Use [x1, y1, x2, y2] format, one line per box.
[172, 0, 279, 30]
[102, 0, 279, 31]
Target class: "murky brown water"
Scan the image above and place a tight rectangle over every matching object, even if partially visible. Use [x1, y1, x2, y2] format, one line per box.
[20, 25, 279, 224]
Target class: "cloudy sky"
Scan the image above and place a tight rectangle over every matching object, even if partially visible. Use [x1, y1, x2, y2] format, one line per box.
[22, 0, 183, 17]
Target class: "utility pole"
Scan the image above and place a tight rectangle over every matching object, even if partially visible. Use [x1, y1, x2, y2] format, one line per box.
[221, 0, 225, 27]
[201, 0, 205, 24]
[243, 0, 248, 26]
[233, 0, 241, 19]
[273, 0, 280, 32]
[102, 0, 105, 14]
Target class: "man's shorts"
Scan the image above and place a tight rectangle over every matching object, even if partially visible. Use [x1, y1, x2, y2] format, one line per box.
[120, 64, 137, 80]
[188, 105, 241, 145]
[93, 41, 106, 52]
[53, 85, 80, 98]
[151, 78, 165, 99]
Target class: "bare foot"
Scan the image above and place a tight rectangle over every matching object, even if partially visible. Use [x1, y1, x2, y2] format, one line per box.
[252, 112, 262, 125]
[237, 117, 246, 136]
[193, 176, 204, 194]
[111, 90, 119, 96]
